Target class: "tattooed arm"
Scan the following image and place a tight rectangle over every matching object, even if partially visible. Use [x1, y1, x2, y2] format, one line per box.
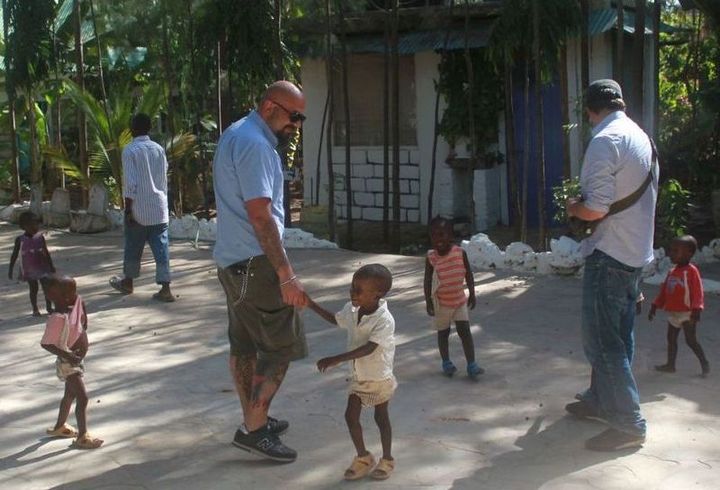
[245, 197, 307, 308]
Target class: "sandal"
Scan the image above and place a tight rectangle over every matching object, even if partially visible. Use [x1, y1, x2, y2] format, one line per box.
[46, 424, 78, 438]
[72, 434, 104, 450]
[109, 276, 132, 295]
[370, 457, 395, 480]
[344, 453, 375, 480]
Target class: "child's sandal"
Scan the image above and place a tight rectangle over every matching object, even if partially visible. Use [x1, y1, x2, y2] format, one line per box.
[73, 434, 104, 450]
[344, 453, 375, 480]
[46, 423, 78, 438]
[370, 458, 395, 480]
[442, 360, 457, 377]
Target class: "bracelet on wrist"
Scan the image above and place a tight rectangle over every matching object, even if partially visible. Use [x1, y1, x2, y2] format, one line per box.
[279, 275, 297, 287]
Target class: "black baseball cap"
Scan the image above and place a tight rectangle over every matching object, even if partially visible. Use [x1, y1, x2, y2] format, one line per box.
[585, 79, 623, 106]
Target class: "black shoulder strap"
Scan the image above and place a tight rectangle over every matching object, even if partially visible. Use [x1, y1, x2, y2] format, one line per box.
[607, 137, 657, 216]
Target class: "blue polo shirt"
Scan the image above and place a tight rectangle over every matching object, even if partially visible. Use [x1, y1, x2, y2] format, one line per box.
[213, 111, 285, 267]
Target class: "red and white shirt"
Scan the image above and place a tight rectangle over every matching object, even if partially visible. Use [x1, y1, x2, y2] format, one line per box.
[652, 264, 704, 312]
[428, 245, 468, 308]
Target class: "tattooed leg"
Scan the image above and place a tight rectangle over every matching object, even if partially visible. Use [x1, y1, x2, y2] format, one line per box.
[229, 354, 256, 417]
[245, 359, 289, 432]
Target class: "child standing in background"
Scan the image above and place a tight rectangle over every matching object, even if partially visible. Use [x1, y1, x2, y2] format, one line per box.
[308, 264, 397, 481]
[41, 275, 103, 449]
[424, 216, 484, 379]
[8, 211, 55, 316]
[649, 235, 709, 377]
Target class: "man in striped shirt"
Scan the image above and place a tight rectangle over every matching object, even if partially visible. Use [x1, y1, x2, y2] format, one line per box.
[109, 113, 174, 302]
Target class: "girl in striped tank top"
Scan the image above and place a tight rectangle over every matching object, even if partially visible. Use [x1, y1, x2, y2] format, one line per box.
[424, 217, 484, 379]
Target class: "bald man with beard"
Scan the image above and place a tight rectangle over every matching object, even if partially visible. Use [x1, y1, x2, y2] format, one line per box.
[213, 81, 309, 462]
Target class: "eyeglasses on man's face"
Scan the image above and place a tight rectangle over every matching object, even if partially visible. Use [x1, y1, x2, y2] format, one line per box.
[269, 99, 306, 123]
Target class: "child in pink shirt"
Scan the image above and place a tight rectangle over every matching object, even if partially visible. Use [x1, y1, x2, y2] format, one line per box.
[649, 235, 709, 377]
[41, 275, 103, 449]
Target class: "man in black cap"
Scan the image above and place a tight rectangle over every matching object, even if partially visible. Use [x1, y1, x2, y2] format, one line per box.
[565, 79, 658, 451]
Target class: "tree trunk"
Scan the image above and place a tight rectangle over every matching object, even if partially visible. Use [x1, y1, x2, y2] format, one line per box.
[559, 46, 571, 180]
[74, 0, 89, 207]
[274, 0, 285, 79]
[615, 0, 624, 82]
[391, 0, 401, 251]
[504, 60, 521, 240]
[161, 0, 179, 215]
[633, 0, 645, 126]
[463, 0, 477, 234]
[28, 95, 43, 216]
[383, 0, 390, 242]
[339, 3, 353, 248]
[315, 90, 329, 206]
[521, 55, 530, 244]
[653, 0, 660, 140]
[426, 0, 456, 225]
[580, 0, 590, 147]
[533, 0, 547, 250]
[2, 0, 21, 202]
[324, 0, 336, 242]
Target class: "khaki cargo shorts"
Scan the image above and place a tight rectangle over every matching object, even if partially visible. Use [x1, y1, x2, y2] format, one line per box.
[217, 255, 307, 363]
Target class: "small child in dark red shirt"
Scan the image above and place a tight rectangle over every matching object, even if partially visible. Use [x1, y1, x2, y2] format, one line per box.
[649, 235, 709, 377]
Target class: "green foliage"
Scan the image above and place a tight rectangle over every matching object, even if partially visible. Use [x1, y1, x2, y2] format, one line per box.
[659, 6, 720, 197]
[436, 50, 503, 150]
[656, 178, 691, 247]
[487, 0, 580, 74]
[551, 177, 581, 224]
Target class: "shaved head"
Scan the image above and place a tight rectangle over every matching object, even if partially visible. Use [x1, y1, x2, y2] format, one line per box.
[261, 80, 304, 106]
[258, 80, 306, 145]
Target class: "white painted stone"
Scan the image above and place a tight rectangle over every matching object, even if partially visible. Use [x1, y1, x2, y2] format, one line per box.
[350, 177, 365, 191]
[407, 209, 420, 223]
[399, 164, 420, 179]
[45, 188, 71, 228]
[69, 210, 111, 233]
[366, 178, 384, 192]
[1, 203, 28, 222]
[400, 194, 419, 209]
[351, 164, 374, 179]
[710, 238, 720, 259]
[354, 192, 375, 206]
[505, 242, 536, 271]
[87, 184, 109, 216]
[107, 209, 125, 229]
[410, 180, 420, 194]
[409, 149, 420, 164]
[366, 150, 384, 163]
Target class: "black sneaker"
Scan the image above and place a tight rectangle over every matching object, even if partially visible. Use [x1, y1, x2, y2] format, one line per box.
[585, 428, 645, 451]
[266, 416, 289, 435]
[565, 401, 607, 423]
[232, 428, 297, 462]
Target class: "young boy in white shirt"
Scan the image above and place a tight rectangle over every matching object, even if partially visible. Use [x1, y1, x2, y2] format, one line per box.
[308, 264, 396, 481]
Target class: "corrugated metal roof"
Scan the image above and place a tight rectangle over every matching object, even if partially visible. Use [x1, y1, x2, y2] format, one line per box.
[346, 23, 493, 55]
[341, 8, 676, 56]
[589, 8, 677, 35]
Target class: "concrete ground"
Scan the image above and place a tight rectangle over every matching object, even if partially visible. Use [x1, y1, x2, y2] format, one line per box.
[1, 222, 718, 490]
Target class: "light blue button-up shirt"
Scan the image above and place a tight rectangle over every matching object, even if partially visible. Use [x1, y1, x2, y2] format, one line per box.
[213, 111, 285, 267]
[580, 111, 658, 268]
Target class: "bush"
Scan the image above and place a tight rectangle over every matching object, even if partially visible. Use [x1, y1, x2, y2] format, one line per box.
[551, 177, 581, 224]
[656, 178, 690, 247]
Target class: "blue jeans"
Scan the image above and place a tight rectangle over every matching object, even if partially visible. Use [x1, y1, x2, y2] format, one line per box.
[123, 221, 171, 284]
[579, 250, 646, 436]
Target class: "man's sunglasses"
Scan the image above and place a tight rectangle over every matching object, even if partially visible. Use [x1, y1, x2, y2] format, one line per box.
[269, 99, 306, 123]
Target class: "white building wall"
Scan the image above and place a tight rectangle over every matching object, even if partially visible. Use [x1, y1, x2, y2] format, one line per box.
[300, 58, 329, 206]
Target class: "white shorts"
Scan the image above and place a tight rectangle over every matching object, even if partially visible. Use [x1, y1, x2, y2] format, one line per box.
[668, 311, 692, 328]
[432, 302, 470, 330]
[349, 376, 397, 408]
